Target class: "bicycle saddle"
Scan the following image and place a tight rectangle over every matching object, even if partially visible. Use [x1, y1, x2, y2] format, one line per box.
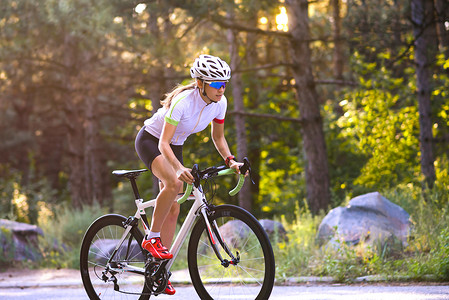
[112, 169, 148, 179]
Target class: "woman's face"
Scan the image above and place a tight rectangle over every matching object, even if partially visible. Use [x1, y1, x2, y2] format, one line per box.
[199, 80, 226, 103]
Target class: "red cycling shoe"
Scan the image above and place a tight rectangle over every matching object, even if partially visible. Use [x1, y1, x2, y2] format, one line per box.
[141, 237, 173, 260]
[164, 280, 176, 295]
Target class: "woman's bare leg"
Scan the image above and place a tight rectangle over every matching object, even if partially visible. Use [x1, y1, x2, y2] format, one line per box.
[149, 155, 182, 238]
[157, 180, 181, 247]
[161, 201, 180, 247]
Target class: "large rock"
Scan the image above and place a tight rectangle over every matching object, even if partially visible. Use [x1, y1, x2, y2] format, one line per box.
[259, 219, 288, 241]
[218, 219, 287, 247]
[218, 220, 251, 248]
[0, 219, 44, 262]
[317, 192, 410, 251]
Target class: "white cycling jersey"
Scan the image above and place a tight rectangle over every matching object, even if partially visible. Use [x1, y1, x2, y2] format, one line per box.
[144, 88, 227, 146]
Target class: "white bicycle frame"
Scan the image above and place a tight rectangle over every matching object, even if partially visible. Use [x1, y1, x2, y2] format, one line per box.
[110, 184, 205, 274]
[108, 167, 245, 276]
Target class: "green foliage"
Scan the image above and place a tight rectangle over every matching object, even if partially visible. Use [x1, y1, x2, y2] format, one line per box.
[0, 0, 448, 278]
[432, 55, 449, 159]
[336, 52, 421, 190]
[0, 164, 59, 224]
[0, 166, 19, 220]
[39, 203, 105, 269]
[0, 227, 15, 268]
[251, 76, 305, 219]
[274, 185, 449, 282]
[324, 101, 368, 204]
[273, 202, 322, 280]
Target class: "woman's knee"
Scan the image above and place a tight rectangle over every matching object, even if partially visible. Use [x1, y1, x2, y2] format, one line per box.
[163, 180, 183, 194]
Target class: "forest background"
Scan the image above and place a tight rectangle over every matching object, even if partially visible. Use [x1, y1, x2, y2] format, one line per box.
[1, 0, 449, 280]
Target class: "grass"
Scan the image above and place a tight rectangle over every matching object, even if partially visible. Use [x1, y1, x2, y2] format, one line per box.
[37, 203, 105, 269]
[273, 185, 449, 282]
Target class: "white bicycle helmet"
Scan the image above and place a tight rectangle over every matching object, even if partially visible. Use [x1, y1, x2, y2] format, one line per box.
[190, 55, 231, 81]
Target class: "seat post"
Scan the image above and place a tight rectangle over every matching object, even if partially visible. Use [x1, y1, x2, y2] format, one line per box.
[129, 178, 141, 199]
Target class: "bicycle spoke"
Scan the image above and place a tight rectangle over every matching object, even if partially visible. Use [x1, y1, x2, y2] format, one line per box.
[87, 261, 105, 268]
[189, 206, 275, 300]
[80, 215, 149, 300]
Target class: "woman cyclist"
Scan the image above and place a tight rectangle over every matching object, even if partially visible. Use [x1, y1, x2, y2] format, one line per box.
[134, 54, 242, 295]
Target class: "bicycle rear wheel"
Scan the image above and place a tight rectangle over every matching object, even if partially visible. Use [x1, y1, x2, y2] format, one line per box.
[188, 205, 275, 300]
[80, 214, 150, 300]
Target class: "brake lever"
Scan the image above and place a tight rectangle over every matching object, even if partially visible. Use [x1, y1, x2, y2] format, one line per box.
[191, 164, 201, 188]
[239, 157, 255, 185]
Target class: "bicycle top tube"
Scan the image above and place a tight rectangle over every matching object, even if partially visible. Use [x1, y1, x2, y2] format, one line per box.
[177, 157, 252, 204]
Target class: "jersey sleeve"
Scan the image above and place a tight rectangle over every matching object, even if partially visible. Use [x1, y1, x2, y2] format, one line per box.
[164, 93, 189, 126]
[213, 96, 227, 124]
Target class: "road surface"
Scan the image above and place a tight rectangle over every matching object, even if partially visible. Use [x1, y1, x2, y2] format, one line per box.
[1, 283, 449, 299]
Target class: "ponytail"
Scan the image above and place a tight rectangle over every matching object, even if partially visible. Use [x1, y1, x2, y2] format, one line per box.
[161, 81, 197, 109]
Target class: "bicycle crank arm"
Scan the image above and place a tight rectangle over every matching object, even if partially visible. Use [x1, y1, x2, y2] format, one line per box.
[108, 264, 145, 275]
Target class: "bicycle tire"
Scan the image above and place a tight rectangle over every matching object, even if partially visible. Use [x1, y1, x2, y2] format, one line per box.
[80, 214, 150, 300]
[188, 205, 275, 300]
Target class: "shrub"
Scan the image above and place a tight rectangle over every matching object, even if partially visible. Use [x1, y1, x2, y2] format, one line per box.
[273, 185, 449, 282]
[0, 227, 15, 268]
[39, 203, 104, 269]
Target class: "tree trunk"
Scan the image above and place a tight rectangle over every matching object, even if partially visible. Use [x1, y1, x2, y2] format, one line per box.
[411, 0, 437, 189]
[147, 8, 168, 197]
[331, 0, 345, 115]
[246, 14, 261, 212]
[332, 0, 344, 82]
[62, 33, 84, 208]
[227, 11, 251, 212]
[148, 75, 164, 197]
[84, 94, 105, 205]
[11, 81, 33, 186]
[433, 0, 449, 59]
[285, 0, 331, 214]
[62, 34, 105, 208]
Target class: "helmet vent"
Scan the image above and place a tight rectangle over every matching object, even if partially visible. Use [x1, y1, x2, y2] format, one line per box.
[190, 55, 231, 81]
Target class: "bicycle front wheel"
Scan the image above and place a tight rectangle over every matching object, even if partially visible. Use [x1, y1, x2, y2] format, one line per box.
[188, 205, 275, 300]
[80, 214, 150, 300]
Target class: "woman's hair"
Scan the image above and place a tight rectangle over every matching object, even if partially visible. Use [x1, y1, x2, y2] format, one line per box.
[161, 81, 197, 109]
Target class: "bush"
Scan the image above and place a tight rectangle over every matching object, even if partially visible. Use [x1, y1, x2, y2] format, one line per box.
[0, 227, 15, 268]
[273, 185, 449, 282]
[39, 203, 105, 269]
[273, 202, 323, 279]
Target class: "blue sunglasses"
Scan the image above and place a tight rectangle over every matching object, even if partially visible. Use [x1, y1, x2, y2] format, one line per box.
[205, 81, 227, 89]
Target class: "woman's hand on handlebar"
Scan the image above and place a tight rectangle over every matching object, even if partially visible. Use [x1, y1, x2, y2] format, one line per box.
[229, 160, 250, 177]
[228, 160, 242, 174]
[176, 166, 194, 184]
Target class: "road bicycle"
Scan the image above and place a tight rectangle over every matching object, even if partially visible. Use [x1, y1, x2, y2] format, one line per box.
[79, 158, 275, 299]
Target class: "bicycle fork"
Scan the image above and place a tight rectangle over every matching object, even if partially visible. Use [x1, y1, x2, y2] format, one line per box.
[200, 207, 240, 267]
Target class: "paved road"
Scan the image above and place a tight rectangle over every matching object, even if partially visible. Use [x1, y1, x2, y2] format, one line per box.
[1, 269, 449, 299]
[1, 284, 449, 299]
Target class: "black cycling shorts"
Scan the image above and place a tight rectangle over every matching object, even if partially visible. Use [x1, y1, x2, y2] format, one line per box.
[135, 127, 183, 171]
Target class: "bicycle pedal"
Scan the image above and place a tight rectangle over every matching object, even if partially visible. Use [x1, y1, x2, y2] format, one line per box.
[152, 257, 170, 261]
